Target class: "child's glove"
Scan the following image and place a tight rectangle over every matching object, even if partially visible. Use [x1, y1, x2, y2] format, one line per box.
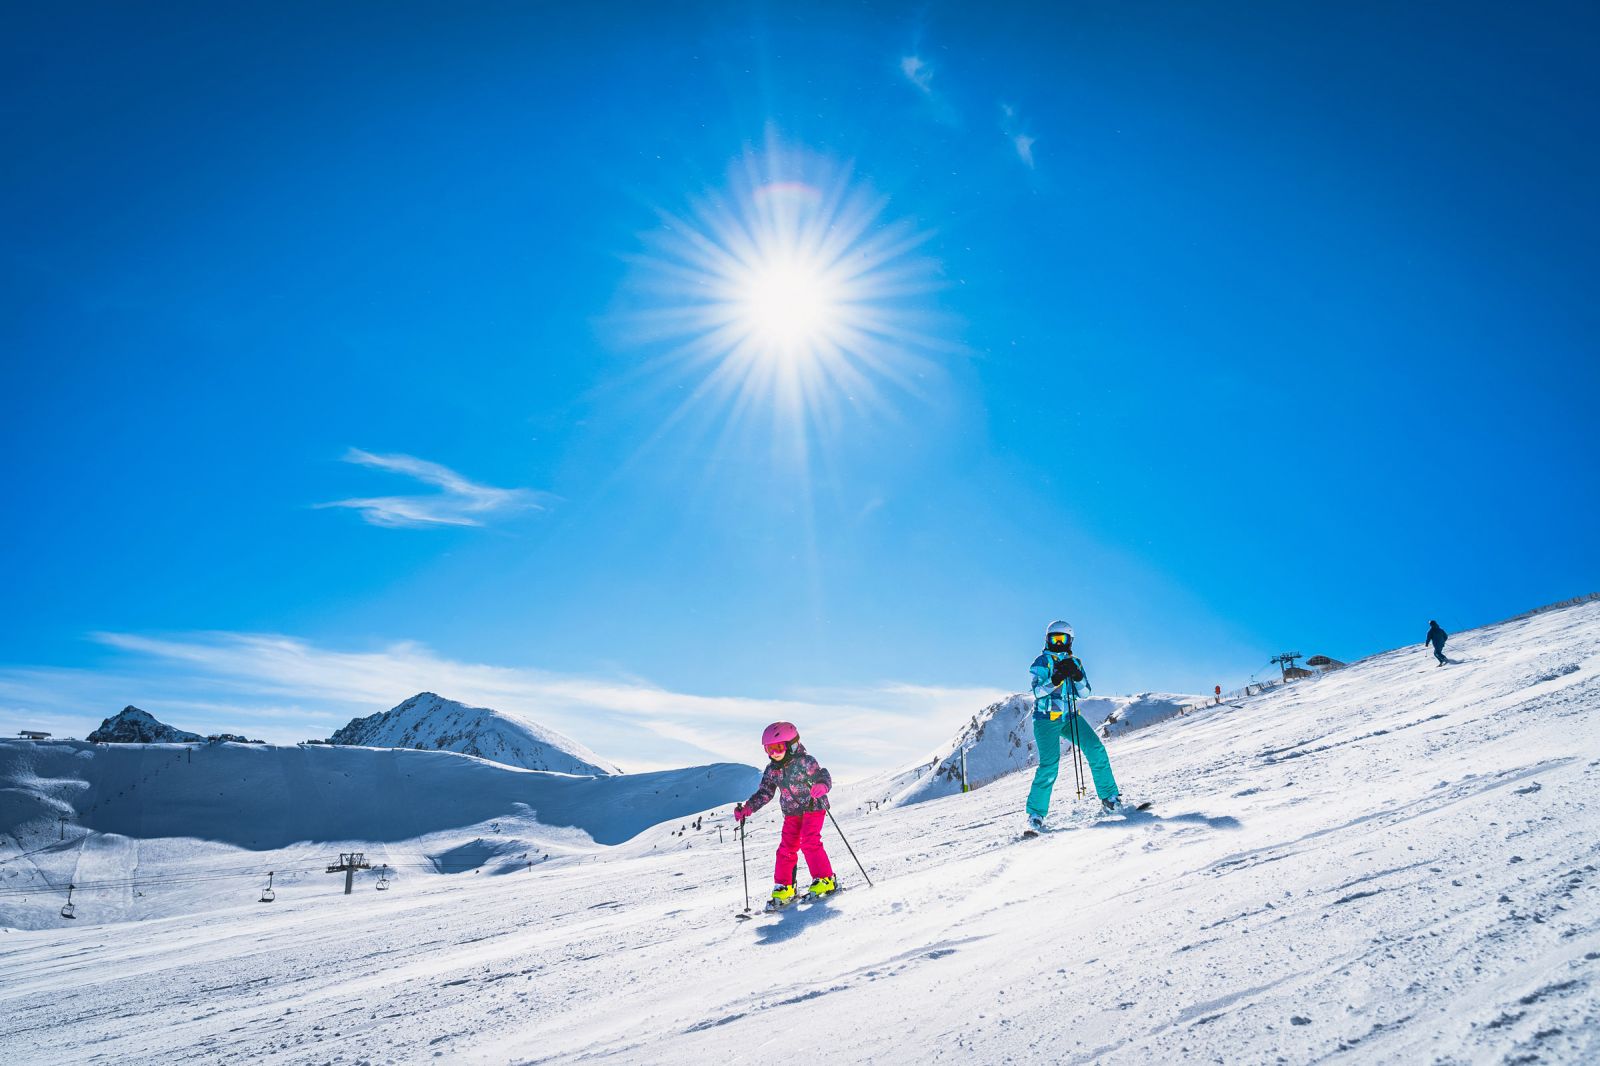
[809, 783, 829, 799]
[733, 804, 749, 822]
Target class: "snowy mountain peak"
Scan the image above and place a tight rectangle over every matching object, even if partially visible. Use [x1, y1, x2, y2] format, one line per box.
[326, 692, 620, 775]
[86, 705, 203, 744]
[859, 689, 1199, 808]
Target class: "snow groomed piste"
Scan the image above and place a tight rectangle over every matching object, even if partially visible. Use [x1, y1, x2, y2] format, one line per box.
[1, 596, 1597, 1063]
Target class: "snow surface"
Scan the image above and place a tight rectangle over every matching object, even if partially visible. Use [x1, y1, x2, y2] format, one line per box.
[2, 597, 1599, 1064]
[327, 691, 621, 775]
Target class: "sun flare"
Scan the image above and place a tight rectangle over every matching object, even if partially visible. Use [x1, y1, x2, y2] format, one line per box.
[620, 144, 945, 454]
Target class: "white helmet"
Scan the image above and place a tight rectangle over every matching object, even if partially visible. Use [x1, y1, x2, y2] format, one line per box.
[1045, 620, 1073, 650]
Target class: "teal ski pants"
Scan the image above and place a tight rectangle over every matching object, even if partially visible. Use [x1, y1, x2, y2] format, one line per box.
[1027, 712, 1119, 818]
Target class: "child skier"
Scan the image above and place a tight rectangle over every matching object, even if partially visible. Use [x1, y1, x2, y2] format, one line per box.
[1025, 620, 1122, 833]
[733, 721, 836, 906]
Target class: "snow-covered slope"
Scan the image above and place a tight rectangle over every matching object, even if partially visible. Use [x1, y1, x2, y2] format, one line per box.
[85, 705, 202, 744]
[860, 690, 1198, 807]
[327, 691, 620, 775]
[2, 596, 1597, 1065]
[0, 740, 756, 929]
[1089, 690, 1201, 735]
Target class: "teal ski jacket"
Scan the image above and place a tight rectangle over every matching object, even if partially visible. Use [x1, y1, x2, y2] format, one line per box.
[1031, 649, 1091, 720]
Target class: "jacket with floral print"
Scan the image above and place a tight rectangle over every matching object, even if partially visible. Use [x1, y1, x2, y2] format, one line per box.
[741, 740, 832, 816]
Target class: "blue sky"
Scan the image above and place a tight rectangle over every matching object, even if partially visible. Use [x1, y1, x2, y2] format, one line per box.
[2, 2, 1596, 776]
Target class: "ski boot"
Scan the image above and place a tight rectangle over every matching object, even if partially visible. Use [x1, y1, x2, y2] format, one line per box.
[1101, 794, 1122, 813]
[807, 876, 838, 898]
[765, 883, 797, 911]
[1022, 814, 1047, 837]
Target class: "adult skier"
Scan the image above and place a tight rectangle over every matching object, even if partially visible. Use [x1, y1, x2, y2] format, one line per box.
[734, 722, 837, 907]
[1025, 620, 1121, 833]
[1425, 620, 1449, 666]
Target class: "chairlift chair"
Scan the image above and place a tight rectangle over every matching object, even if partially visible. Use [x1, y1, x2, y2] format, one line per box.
[259, 871, 276, 903]
[376, 864, 390, 891]
[61, 883, 77, 919]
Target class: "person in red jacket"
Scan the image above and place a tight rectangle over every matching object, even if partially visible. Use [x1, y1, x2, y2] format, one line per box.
[734, 721, 836, 907]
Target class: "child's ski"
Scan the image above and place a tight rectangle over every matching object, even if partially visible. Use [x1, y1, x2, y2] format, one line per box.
[798, 885, 845, 905]
[735, 900, 793, 920]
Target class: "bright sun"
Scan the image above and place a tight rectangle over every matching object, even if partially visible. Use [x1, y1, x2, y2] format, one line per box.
[736, 254, 842, 354]
[622, 143, 943, 452]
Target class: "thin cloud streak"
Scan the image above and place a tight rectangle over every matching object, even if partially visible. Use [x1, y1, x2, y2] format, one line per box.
[317, 449, 552, 528]
[2, 633, 1009, 781]
[1001, 104, 1038, 168]
[899, 52, 960, 126]
[901, 55, 935, 94]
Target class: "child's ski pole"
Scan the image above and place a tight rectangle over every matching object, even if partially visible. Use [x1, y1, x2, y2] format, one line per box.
[826, 809, 873, 888]
[738, 818, 750, 915]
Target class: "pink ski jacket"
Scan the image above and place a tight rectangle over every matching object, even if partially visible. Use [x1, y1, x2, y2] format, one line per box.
[742, 741, 832, 817]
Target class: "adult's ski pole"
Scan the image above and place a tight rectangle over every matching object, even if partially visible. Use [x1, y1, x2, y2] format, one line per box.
[1069, 701, 1087, 799]
[826, 809, 873, 888]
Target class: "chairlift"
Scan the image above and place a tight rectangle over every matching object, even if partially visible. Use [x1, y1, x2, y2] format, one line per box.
[375, 864, 390, 891]
[60, 883, 77, 920]
[259, 871, 276, 904]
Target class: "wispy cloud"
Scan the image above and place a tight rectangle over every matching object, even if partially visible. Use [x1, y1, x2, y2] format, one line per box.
[901, 55, 935, 95]
[0, 633, 1010, 782]
[900, 51, 961, 126]
[1001, 104, 1038, 169]
[317, 449, 551, 529]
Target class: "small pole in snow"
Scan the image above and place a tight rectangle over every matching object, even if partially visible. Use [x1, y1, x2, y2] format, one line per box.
[59, 816, 68, 840]
[960, 748, 969, 793]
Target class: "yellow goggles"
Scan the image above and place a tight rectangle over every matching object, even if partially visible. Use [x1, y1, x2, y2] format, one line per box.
[1048, 633, 1070, 647]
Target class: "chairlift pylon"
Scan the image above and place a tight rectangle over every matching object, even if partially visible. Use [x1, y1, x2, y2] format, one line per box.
[60, 883, 77, 919]
[375, 863, 390, 891]
[259, 870, 276, 904]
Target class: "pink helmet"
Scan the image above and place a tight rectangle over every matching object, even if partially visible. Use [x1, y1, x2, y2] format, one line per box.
[761, 721, 799, 748]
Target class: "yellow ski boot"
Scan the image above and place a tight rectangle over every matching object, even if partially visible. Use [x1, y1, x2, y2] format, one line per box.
[807, 876, 838, 898]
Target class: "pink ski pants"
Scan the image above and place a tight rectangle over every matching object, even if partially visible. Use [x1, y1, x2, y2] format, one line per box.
[773, 810, 834, 884]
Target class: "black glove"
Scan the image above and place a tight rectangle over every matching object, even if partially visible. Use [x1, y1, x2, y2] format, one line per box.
[1051, 656, 1085, 686]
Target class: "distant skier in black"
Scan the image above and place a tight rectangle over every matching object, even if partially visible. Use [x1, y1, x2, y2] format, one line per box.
[1424, 620, 1448, 666]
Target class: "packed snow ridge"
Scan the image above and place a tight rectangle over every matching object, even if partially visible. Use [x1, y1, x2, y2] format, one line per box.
[326, 691, 620, 775]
